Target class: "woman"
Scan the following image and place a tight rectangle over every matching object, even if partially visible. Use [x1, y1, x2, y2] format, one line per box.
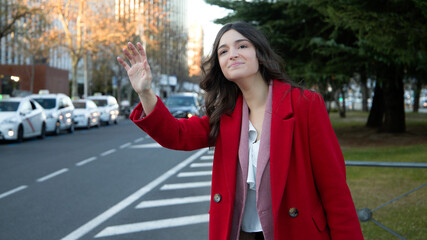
[117, 22, 363, 240]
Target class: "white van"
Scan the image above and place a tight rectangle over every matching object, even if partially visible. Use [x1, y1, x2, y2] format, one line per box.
[87, 95, 119, 125]
[30, 91, 75, 135]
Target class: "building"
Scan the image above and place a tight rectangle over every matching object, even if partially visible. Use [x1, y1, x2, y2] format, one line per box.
[188, 23, 203, 78]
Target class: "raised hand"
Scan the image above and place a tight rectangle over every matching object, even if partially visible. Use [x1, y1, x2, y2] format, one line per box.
[117, 42, 152, 95]
[117, 42, 157, 114]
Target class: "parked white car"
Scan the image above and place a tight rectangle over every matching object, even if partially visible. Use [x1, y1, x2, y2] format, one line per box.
[30, 92, 75, 135]
[72, 99, 100, 129]
[87, 95, 119, 125]
[0, 97, 46, 142]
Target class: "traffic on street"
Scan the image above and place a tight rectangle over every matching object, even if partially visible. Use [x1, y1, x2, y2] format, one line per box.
[0, 119, 213, 240]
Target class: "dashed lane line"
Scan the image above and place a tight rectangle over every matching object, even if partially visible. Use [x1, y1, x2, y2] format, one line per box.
[100, 149, 117, 157]
[94, 214, 209, 238]
[36, 168, 69, 183]
[60, 148, 208, 240]
[120, 142, 132, 149]
[134, 137, 144, 143]
[76, 157, 97, 167]
[135, 195, 211, 209]
[177, 171, 212, 177]
[0, 185, 28, 200]
[160, 181, 212, 190]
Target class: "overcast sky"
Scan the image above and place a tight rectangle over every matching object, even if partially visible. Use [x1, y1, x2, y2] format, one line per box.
[187, 0, 231, 56]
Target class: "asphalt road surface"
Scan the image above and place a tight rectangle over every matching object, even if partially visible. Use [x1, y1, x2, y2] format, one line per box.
[0, 119, 213, 240]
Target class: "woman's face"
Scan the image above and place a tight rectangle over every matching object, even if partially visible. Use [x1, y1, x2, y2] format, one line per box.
[217, 29, 260, 83]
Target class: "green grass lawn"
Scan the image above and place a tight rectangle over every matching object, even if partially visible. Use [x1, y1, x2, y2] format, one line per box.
[329, 111, 427, 240]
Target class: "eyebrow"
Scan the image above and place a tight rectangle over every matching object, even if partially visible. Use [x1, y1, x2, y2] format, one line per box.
[218, 39, 250, 51]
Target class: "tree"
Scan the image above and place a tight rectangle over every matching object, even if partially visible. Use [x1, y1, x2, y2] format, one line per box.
[13, 3, 59, 93]
[308, 0, 427, 132]
[0, 0, 41, 41]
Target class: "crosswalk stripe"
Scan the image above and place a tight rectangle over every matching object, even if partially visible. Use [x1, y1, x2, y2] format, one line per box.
[177, 171, 212, 177]
[160, 181, 211, 190]
[190, 162, 213, 168]
[94, 214, 209, 238]
[61, 148, 208, 240]
[200, 155, 213, 161]
[135, 195, 211, 209]
[130, 143, 162, 148]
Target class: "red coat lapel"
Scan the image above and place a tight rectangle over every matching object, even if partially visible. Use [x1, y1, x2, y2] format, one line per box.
[219, 95, 243, 199]
[270, 80, 295, 218]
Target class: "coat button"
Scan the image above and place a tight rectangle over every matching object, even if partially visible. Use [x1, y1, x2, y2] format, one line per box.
[213, 193, 221, 203]
[289, 207, 298, 217]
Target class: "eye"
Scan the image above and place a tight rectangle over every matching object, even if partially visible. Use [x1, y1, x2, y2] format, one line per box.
[239, 44, 248, 49]
[218, 50, 227, 55]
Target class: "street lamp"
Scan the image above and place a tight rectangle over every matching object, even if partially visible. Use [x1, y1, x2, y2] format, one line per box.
[10, 76, 20, 82]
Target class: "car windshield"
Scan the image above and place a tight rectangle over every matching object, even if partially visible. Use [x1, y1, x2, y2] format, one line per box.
[0, 101, 20, 112]
[92, 99, 108, 107]
[33, 98, 56, 109]
[165, 96, 195, 107]
[73, 102, 86, 109]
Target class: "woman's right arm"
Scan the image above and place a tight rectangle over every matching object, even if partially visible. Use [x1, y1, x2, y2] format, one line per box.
[118, 42, 210, 150]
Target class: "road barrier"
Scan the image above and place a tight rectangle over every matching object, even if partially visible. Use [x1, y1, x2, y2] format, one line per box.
[346, 161, 427, 240]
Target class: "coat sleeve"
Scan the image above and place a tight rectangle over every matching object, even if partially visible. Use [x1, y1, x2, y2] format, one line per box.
[307, 93, 363, 239]
[129, 96, 210, 151]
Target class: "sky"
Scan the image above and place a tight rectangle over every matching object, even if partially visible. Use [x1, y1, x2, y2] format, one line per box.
[187, 0, 231, 56]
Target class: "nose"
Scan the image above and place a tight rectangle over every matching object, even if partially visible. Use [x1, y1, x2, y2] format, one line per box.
[229, 47, 238, 60]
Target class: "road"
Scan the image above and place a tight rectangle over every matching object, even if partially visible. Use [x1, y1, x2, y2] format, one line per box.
[0, 119, 212, 240]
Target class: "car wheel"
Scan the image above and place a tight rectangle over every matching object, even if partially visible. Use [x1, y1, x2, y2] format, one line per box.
[17, 125, 24, 142]
[54, 121, 61, 135]
[68, 124, 74, 133]
[38, 123, 46, 139]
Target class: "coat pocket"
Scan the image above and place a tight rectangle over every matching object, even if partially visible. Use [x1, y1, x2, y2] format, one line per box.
[312, 203, 327, 232]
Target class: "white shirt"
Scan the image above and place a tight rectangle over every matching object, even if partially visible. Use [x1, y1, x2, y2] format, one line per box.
[241, 120, 263, 232]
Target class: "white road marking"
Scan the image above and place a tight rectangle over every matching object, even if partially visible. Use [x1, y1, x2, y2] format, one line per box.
[177, 171, 212, 177]
[37, 168, 69, 182]
[130, 143, 162, 149]
[135, 195, 211, 209]
[0, 185, 28, 200]
[190, 162, 213, 168]
[76, 157, 97, 167]
[61, 148, 208, 240]
[160, 181, 211, 190]
[119, 142, 132, 149]
[94, 214, 209, 238]
[134, 137, 144, 143]
[100, 149, 116, 157]
[208, 149, 214, 154]
[200, 155, 213, 161]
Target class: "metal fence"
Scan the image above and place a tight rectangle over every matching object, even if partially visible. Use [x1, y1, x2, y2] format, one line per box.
[346, 161, 427, 240]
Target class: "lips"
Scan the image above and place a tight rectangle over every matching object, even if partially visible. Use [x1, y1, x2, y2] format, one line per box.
[228, 62, 243, 68]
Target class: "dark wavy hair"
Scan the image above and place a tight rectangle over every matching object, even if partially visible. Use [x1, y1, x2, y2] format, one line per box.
[200, 21, 299, 146]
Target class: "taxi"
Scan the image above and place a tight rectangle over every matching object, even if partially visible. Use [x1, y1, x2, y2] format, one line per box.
[87, 94, 119, 125]
[30, 90, 75, 135]
[72, 99, 101, 128]
[0, 96, 47, 142]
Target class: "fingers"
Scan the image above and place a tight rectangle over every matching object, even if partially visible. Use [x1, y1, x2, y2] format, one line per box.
[137, 42, 146, 59]
[117, 57, 130, 71]
[128, 42, 142, 62]
[122, 48, 136, 65]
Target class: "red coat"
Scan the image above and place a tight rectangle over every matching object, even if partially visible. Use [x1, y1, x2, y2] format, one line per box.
[130, 80, 363, 240]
